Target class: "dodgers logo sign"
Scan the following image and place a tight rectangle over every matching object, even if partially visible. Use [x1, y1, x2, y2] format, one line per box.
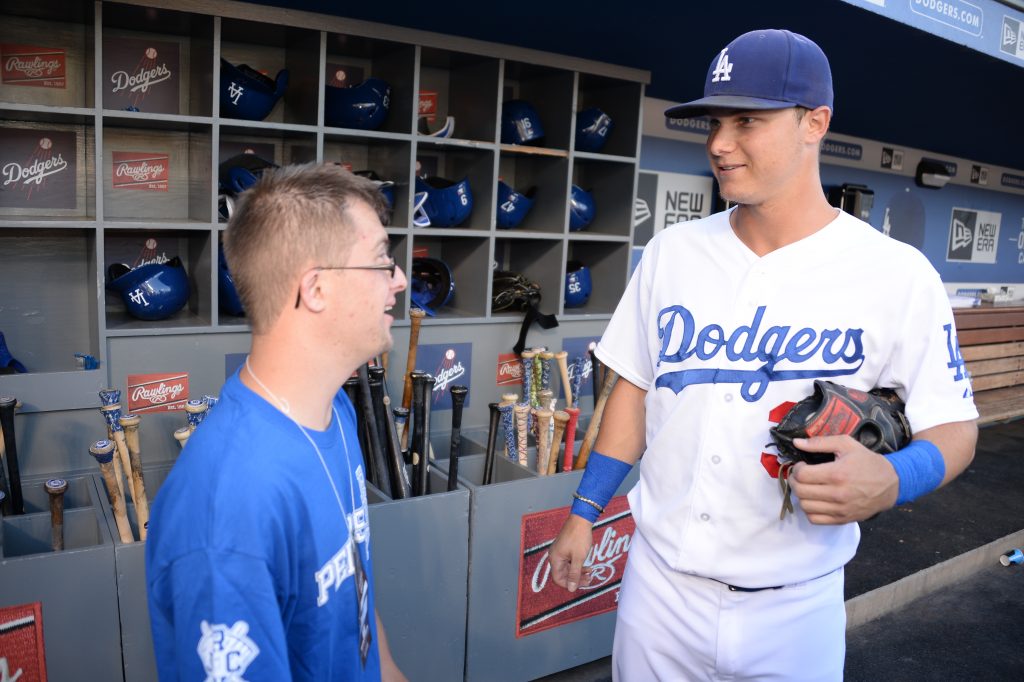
[417, 342, 471, 410]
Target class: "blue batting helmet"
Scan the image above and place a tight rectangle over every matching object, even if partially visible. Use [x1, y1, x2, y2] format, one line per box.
[325, 78, 391, 130]
[353, 170, 396, 210]
[107, 257, 190, 321]
[569, 185, 596, 231]
[218, 248, 244, 316]
[496, 181, 536, 229]
[414, 176, 474, 227]
[220, 58, 289, 122]
[501, 100, 545, 145]
[410, 257, 454, 316]
[565, 261, 592, 308]
[575, 107, 614, 153]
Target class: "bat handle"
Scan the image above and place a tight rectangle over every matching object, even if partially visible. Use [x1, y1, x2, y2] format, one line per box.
[357, 364, 391, 497]
[535, 409, 554, 476]
[483, 402, 501, 486]
[549, 411, 570, 476]
[401, 309, 426, 412]
[447, 386, 468, 492]
[0, 396, 23, 515]
[513, 403, 530, 468]
[382, 396, 410, 499]
[90, 440, 134, 543]
[46, 478, 68, 551]
[563, 407, 581, 472]
[410, 371, 429, 496]
[555, 351, 572, 408]
[575, 368, 618, 470]
[120, 414, 149, 540]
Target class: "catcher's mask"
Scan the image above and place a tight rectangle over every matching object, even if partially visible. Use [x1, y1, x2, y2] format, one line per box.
[107, 258, 190, 321]
[575, 107, 614, 153]
[501, 99, 545, 145]
[410, 257, 454, 316]
[220, 58, 289, 122]
[325, 77, 391, 130]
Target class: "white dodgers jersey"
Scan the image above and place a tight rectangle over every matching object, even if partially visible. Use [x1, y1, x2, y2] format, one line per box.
[597, 209, 978, 587]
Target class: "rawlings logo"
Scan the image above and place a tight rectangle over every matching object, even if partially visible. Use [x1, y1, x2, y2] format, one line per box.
[115, 160, 166, 182]
[2, 154, 67, 187]
[110, 64, 171, 94]
[531, 522, 631, 594]
[656, 305, 864, 401]
[5, 55, 61, 77]
[131, 381, 185, 404]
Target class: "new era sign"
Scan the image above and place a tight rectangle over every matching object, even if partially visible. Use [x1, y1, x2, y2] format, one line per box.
[947, 207, 1001, 264]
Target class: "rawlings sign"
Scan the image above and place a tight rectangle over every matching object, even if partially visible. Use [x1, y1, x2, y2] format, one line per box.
[127, 372, 189, 413]
[111, 151, 169, 191]
[0, 602, 47, 682]
[1, 44, 66, 88]
[516, 496, 634, 637]
[496, 352, 524, 386]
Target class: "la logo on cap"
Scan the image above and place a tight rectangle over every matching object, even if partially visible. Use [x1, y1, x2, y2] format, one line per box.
[712, 49, 733, 83]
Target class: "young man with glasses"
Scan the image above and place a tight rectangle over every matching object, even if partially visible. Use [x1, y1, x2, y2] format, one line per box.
[146, 163, 408, 681]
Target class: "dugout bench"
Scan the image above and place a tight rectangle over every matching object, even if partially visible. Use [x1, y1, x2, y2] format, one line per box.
[954, 304, 1024, 425]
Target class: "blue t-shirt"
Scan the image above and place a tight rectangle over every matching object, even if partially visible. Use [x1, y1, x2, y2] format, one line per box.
[146, 370, 381, 681]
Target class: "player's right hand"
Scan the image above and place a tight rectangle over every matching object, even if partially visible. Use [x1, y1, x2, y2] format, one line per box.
[548, 514, 594, 592]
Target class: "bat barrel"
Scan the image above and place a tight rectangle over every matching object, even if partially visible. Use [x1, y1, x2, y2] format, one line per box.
[357, 364, 391, 497]
[382, 396, 410, 499]
[483, 402, 501, 486]
[409, 371, 429, 496]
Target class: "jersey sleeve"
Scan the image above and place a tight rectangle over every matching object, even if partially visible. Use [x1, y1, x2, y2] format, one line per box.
[879, 260, 979, 433]
[595, 244, 657, 391]
[148, 549, 291, 681]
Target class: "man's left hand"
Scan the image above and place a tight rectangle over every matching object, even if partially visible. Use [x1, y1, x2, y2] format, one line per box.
[787, 435, 900, 524]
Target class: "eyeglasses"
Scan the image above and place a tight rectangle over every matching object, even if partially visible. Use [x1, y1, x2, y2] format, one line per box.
[294, 258, 397, 308]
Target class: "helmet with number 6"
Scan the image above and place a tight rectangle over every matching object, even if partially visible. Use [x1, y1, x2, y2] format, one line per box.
[107, 258, 190, 321]
[501, 100, 545, 145]
[564, 261, 592, 308]
[414, 176, 474, 227]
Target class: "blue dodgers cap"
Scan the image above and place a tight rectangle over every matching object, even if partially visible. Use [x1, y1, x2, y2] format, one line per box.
[665, 29, 833, 118]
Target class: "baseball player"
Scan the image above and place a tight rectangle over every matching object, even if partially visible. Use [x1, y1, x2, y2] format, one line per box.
[549, 29, 978, 680]
[146, 164, 408, 681]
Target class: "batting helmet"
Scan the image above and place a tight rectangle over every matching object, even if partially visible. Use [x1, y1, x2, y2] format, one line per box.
[569, 185, 596, 231]
[219, 153, 277, 195]
[414, 176, 474, 227]
[565, 261, 592, 308]
[353, 170, 397, 210]
[107, 257, 190, 321]
[501, 100, 545, 145]
[496, 180, 536, 229]
[324, 77, 391, 130]
[218, 248, 244, 316]
[410, 257, 454, 316]
[220, 58, 289, 121]
[575, 107, 614, 153]
[0, 331, 27, 374]
[418, 115, 455, 138]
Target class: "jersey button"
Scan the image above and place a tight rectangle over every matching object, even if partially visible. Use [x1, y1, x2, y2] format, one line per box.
[700, 513, 710, 521]
[711, 455, 721, 464]
[723, 393, 733, 402]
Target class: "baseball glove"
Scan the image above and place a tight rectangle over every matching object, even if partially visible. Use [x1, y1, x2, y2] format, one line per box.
[770, 380, 912, 518]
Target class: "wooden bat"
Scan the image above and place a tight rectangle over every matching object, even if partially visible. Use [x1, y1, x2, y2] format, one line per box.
[513, 402, 530, 468]
[520, 350, 536, 409]
[483, 402, 501, 486]
[0, 395, 24, 515]
[89, 440, 134, 543]
[98, 387, 121, 406]
[409, 371, 429, 496]
[535, 409, 553, 476]
[548, 410, 570, 475]
[499, 393, 518, 461]
[367, 366, 391, 468]
[357, 364, 391, 497]
[588, 342, 604, 407]
[119, 413, 150, 541]
[555, 351, 572, 408]
[97, 393, 127, 502]
[382, 395, 410, 499]
[400, 308, 427, 413]
[447, 385, 468, 491]
[100, 404, 135, 524]
[173, 426, 191, 449]
[539, 350, 555, 391]
[574, 367, 619, 470]
[563, 406, 581, 472]
[45, 478, 68, 551]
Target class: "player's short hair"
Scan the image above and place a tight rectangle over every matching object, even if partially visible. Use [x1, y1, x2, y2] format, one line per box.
[224, 162, 388, 333]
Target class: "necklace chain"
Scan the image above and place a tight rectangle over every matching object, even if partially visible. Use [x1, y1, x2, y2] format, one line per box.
[245, 356, 291, 414]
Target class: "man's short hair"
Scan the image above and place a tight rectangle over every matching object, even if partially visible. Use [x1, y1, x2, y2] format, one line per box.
[223, 163, 388, 333]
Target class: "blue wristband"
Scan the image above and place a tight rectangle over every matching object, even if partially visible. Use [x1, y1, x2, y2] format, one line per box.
[885, 440, 945, 506]
[570, 451, 633, 523]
